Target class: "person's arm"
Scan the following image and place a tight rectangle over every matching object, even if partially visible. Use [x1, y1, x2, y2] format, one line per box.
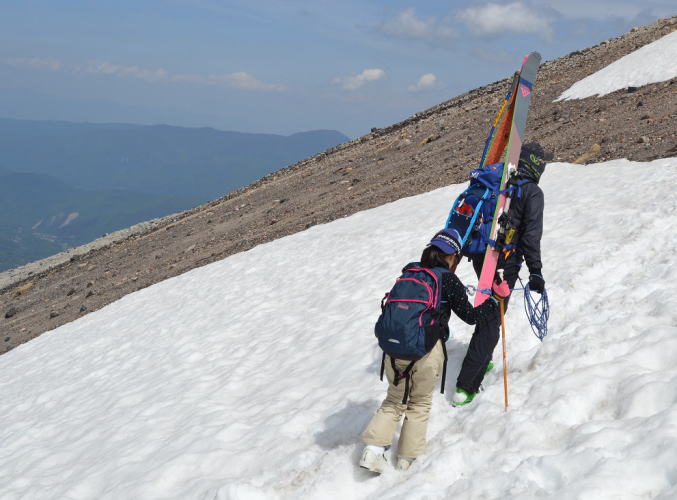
[442, 272, 497, 325]
[519, 186, 544, 275]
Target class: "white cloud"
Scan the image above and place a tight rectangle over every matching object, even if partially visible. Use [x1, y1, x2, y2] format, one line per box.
[537, 0, 672, 21]
[376, 8, 457, 44]
[408, 73, 441, 93]
[200, 72, 287, 92]
[4, 54, 286, 92]
[331, 68, 386, 90]
[84, 61, 287, 91]
[85, 61, 169, 82]
[3, 57, 62, 71]
[458, 2, 554, 42]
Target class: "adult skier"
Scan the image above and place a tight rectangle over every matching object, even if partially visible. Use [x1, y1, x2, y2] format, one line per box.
[360, 229, 509, 473]
[452, 142, 553, 406]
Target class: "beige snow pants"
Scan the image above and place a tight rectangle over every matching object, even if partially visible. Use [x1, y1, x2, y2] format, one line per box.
[361, 340, 445, 458]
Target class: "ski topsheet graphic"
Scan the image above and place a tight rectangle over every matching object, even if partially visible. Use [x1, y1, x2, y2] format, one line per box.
[474, 52, 541, 306]
[479, 72, 519, 169]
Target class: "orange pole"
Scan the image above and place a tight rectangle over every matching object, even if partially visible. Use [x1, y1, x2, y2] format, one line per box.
[499, 298, 509, 411]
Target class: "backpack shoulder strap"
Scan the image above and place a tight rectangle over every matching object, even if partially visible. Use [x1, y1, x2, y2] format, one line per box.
[390, 357, 416, 404]
[513, 178, 532, 198]
[440, 341, 448, 394]
[430, 267, 450, 308]
[380, 352, 386, 381]
[401, 261, 420, 273]
[500, 177, 532, 199]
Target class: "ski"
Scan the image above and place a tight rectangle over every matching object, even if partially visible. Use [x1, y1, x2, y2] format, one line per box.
[478, 71, 520, 169]
[443, 72, 519, 232]
[475, 52, 542, 306]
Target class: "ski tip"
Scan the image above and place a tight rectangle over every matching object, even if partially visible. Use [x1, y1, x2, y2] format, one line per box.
[521, 52, 542, 67]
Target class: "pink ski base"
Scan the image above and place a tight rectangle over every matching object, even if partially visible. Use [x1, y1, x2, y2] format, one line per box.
[474, 139, 521, 305]
[474, 51, 539, 306]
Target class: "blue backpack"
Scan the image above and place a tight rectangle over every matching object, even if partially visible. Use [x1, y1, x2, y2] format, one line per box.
[374, 263, 449, 403]
[445, 162, 528, 256]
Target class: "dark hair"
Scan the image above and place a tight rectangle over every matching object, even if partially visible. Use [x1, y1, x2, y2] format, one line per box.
[420, 245, 450, 269]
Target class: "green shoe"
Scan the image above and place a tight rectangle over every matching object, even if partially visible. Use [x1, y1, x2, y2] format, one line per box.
[451, 388, 476, 407]
[485, 361, 494, 374]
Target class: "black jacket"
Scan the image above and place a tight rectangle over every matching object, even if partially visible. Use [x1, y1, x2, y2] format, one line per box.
[502, 176, 544, 275]
[440, 271, 498, 325]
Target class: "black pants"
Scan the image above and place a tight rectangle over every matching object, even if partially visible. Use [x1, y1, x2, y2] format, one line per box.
[455, 255, 520, 394]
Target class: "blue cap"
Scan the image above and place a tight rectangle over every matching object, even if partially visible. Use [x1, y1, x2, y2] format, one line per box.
[429, 228, 462, 255]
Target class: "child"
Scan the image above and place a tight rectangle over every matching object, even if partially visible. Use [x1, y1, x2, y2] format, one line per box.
[359, 228, 509, 473]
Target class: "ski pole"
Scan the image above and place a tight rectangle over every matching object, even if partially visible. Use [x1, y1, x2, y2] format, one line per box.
[499, 298, 509, 411]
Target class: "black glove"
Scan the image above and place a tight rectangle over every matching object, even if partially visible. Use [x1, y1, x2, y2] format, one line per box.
[528, 273, 545, 294]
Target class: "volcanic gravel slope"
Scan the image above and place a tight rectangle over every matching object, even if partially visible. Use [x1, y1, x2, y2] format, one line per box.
[2, 17, 676, 353]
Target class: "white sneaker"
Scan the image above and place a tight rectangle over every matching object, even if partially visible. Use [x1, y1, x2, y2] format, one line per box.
[359, 445, 389, 474]
[396, 457, 415, 471]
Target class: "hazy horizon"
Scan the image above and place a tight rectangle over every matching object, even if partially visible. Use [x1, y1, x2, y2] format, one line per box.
[2, 1, 672, 138]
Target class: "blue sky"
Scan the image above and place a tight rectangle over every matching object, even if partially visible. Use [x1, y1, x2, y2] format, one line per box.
[0, 1, 673, 138]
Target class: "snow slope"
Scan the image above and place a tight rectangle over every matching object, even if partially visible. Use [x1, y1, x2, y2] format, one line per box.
[558, 30, 677, 100]
[1, 158, 676, 499]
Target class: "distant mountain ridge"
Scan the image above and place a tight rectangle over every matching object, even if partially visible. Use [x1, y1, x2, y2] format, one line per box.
[0, 119, 349, 270]
[0, 118, 348, 199]
[0, 169, 195, 271]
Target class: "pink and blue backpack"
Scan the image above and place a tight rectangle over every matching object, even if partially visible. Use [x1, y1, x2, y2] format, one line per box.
[374, 263, 449, 403]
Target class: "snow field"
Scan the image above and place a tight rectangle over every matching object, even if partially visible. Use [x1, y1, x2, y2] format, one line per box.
[0, 158, 676, 499]
[558, 30, 677, 100]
